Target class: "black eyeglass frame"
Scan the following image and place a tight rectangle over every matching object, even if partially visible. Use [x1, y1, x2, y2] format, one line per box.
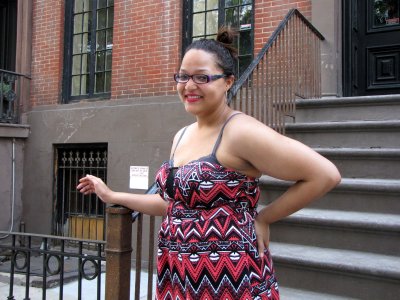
[174, 73, 227, 84]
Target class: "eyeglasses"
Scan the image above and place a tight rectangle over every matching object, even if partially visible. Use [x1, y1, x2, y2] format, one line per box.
[174, 73, 227, 84]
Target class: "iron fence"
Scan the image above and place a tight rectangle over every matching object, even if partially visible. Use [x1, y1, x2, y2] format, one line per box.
[0, 231, 105, 300]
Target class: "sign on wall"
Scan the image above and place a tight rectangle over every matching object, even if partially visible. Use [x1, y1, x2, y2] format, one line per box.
[129, 166, 149, 190]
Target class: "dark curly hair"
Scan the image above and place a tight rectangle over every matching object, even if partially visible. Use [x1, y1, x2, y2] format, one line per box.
[184, 26, 238, 77]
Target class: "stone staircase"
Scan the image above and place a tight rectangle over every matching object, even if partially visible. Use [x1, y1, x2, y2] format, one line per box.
[262, 95, 400, 299]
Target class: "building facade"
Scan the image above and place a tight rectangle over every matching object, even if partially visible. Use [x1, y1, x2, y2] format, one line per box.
[0, 0, 399, 238]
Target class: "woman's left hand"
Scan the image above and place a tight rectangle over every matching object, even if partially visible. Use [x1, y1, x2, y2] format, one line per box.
[254, 215, 270, 258]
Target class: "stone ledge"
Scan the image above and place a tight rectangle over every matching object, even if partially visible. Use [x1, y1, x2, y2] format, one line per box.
[0, 123, 30, 138]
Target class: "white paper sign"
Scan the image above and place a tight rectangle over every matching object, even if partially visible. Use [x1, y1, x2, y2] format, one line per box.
[129, 166, 149, 190]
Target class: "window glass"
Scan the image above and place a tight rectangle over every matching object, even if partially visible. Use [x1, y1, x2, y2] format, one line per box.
[239, 30, 251, 55]
[81, 74, 89, 94]
[193, 13, 205, 36]
[206, 11, 219, 35]
[188, 0, 253, 76]
[82, 33, 89, 53]
[225, 7, 239, 28]
[373, 0, 399, 27]
[75, 0, 84, 13]
[72, 56, 81, 75]
[83, 12, 90, 32]
[107, 8, 114, 27]
[106, 51, 112, 70]
[74, 14, 83, 33]
[106, 30, 113, 50]
[71, 76, 80, 96]
[239, 55, 252, 76]
[66, 0, 114, 100]
[96, 31, 106, 51]
[95, 72, 105, 93]
[207, 0, 219, 10]
[82, 54, 89, 74]
[73, 35, 82, 54]
[98, 0, 107, 9]
[96, 52, 105, 72]
[194, 0, 205, 12]
[97, 9, 107, 30]
[225, 0, 240, 7]
[105, 71, 112, 91]
[240, 4, 252, 25]
[84, 0, 92, 11]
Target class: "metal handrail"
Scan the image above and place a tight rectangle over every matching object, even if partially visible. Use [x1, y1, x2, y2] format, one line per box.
[228, 8, 325, 134]
[0, 231, 105, 299]
[0, 69, 32, 79]
[130, 182, 158, 300]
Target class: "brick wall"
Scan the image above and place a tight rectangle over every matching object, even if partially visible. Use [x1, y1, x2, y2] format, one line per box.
[31, 0, 64, 106]
[29, 0, 312, 105]
[111, 0, 182, 99]
[254, 0, 312, 53]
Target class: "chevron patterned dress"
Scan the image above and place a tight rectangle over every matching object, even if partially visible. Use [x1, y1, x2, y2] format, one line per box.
[154, 155, 279, 299]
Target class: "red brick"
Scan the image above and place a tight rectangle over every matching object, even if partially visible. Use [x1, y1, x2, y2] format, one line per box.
[30, 0, 313, 103]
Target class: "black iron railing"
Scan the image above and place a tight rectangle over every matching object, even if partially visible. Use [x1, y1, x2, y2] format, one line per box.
[228, 9, 325, 134]
[0, 184, 158, 300]
[0, 69, 29, 124]
[0, 231, 105, 300]
[131, 182, 159, 300]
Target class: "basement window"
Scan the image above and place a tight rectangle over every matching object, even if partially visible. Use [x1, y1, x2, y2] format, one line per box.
[53, 144, 107, 241]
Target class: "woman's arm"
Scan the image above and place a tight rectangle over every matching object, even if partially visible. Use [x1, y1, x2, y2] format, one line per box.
[228, 115, 341, 217]
[224, 114, 341, 254]
[77, 175, 168, 216]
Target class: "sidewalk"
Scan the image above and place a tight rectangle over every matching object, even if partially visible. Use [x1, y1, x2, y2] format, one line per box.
[0, 270, 155, 300]
[0, 270, 354, 300]
[0, 252, 155, 300]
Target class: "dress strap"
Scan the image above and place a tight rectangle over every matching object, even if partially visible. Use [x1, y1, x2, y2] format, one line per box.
[211, 112, 242, 156]
[171, 126, 188, 160]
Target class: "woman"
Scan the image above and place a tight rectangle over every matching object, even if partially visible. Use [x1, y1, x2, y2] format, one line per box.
[77, 27, 341, 299]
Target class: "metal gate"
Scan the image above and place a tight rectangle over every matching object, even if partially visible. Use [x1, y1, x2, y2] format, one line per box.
[54, 144, 107, 241]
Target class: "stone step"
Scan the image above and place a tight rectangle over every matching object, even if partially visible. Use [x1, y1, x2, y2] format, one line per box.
[315, 147, 400, 179]
[259, 176, 400, 214]
[285, 120, 400, 148]
[270, 208, 400, 256]
[278, 286, 358, 300]
[295, 94, 400, 123]
[269, 242, 400, 300]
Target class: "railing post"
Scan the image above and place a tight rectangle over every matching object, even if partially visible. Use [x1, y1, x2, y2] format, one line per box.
[105, 205, 133, 300]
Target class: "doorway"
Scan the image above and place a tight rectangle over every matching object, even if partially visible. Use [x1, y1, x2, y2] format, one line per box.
[0, 0, 17, 71]
[343, 0, 400, 96]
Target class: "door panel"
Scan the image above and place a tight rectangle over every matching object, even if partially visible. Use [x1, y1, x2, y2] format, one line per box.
[360, 0, 400, 95]
[344, 0, 400, 96]
[367, 45, 400, 90]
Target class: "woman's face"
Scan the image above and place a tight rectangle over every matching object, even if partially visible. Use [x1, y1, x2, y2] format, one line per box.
[177, 49, 234, 116]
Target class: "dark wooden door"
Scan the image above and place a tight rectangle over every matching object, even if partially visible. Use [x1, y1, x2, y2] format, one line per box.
[344, 0, 400, 96]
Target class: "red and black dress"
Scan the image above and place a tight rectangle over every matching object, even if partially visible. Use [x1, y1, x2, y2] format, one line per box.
[155, 114, 279, 299]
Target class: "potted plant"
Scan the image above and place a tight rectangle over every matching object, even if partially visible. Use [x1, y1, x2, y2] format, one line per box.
[1, 81, 16, 102]
[1, 81, 12, 99]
